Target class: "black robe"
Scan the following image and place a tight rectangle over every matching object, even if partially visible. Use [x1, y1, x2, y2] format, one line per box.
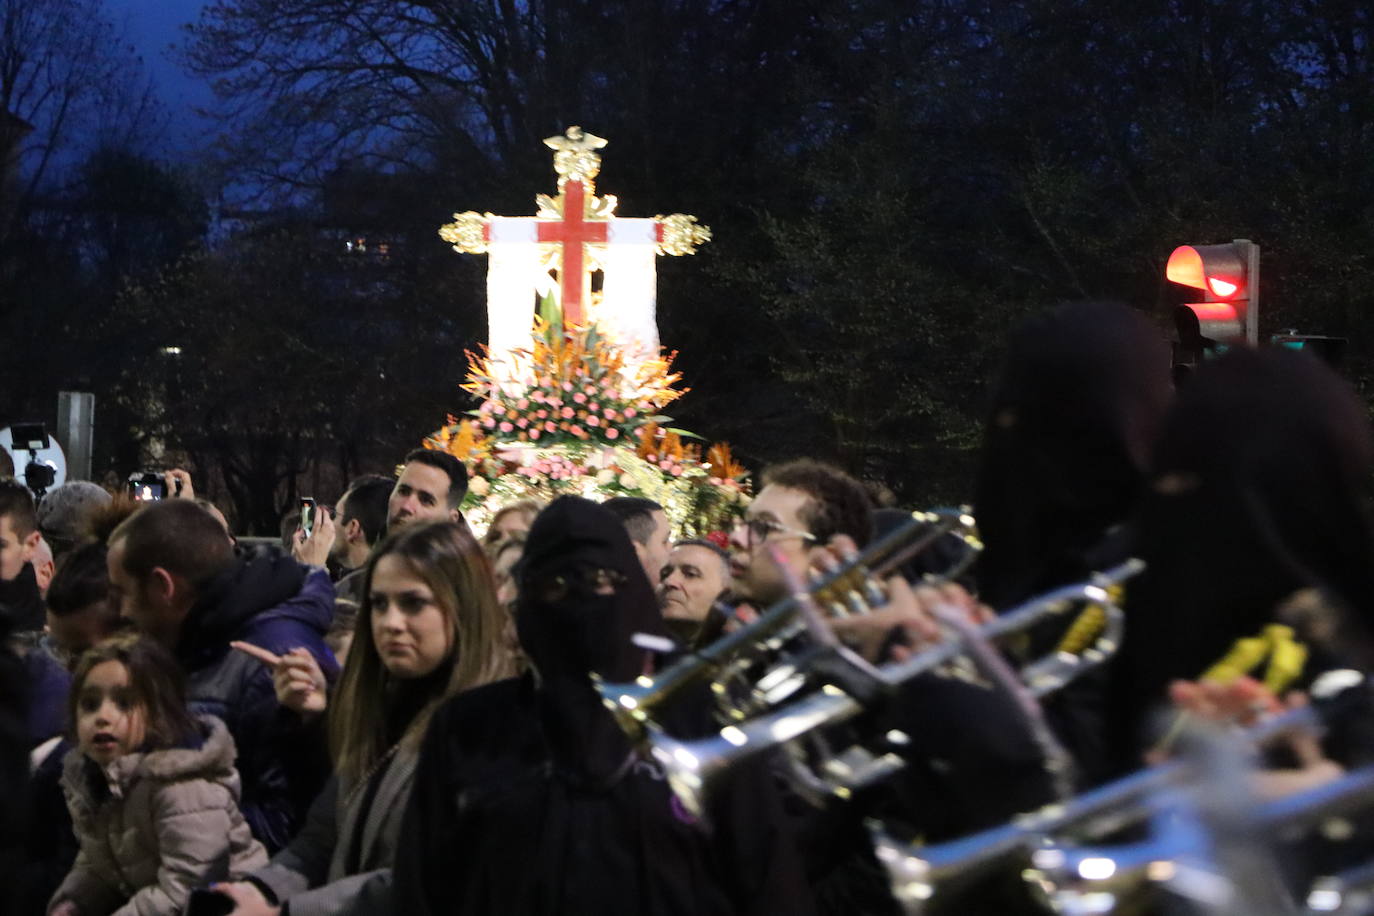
[972, 300, 1172, 787]
[1110, 346, 1374, 775]
[390, 496, 814, 916]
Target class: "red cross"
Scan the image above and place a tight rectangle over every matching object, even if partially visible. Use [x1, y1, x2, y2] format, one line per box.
[535, 180, 607, 326]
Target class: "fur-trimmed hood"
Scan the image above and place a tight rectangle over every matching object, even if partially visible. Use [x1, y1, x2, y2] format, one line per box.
[64, 715, 239, 804]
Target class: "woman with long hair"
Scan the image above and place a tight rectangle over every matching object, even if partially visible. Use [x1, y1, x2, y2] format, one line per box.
[211, 520, 516, 916]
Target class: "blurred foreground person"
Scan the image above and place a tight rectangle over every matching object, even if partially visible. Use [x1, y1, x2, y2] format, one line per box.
[392, 496, 814, 916]
[973, 301, 1171, 784]
[1111, 346, 1374, 776]
[212, 521, 515, 916]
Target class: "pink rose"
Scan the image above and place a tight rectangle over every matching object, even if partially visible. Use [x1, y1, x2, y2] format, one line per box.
[571, 426, 585, 437]
[587, 415, 600, 427]
[482, 416, 496, 429]
[499, 421, 514, 433]
[530, 428, 541, 440]
[603, 409, 618, 421]
[606, 428, 619, 440]
[624, 408, 637, 418]
[561, 406, 575, 419]
[517, 398, 529, 409]
[563, 382, 573, 391]
[516, 418, 528, 429]
[544, 421, 556, 432]
[573, 392, 587, 404]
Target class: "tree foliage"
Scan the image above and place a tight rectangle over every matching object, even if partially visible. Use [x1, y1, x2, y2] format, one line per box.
[13, 0, 1374, 519]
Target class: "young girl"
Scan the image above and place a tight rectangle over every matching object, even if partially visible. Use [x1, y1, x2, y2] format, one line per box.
[49, 634, 268, 916]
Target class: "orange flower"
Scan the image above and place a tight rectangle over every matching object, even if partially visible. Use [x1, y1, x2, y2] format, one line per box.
[707, 442, 747, 481]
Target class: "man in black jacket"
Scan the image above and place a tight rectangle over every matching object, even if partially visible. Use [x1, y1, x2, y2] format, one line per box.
[107, 500, 339, 852]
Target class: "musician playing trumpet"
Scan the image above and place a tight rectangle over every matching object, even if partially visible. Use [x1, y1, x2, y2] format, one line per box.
[724, 459, 1059, 914]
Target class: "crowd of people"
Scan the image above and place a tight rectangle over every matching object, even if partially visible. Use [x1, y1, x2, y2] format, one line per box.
[4, 301, 1374, 914]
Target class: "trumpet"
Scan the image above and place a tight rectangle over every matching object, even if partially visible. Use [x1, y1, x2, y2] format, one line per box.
[645, 560, 1143, 820]
[596, 507, 982, 739]
[865, 704, 1333, 915]
[1027, 765, 1374, 916]
[1306, 860, 1374, 915]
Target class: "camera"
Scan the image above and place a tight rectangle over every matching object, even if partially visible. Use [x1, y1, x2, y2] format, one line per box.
[11, 423, 57, 499]
[128, 472, 167, 502]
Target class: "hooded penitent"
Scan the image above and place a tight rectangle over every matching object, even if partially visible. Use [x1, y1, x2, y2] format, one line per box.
[1110, 347, 1374, 771]
[390, 496, 814, 916]
[974, 301, 1171, 611]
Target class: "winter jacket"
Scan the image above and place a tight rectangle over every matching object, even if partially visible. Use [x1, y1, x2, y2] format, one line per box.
[24, 644, 72, 747]
[176, 545, 339, 853]
[0, 563, 46, 634]
[248, 745, 418, 916]
[52, 716, 269, 916]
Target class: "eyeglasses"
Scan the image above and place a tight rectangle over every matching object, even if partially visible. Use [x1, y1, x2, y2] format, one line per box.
[531, 567, 628, 602]
[737, 516, 817, 549]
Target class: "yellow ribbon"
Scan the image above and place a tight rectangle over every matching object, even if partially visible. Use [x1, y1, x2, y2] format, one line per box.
[1054, 583, 1124, 656]
[1200, 623, 1308, 694]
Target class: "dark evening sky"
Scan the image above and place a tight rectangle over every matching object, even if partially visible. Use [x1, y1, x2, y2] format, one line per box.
[106, 0, 213, 150]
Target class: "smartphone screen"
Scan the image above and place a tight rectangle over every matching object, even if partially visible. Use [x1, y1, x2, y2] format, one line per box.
[300, 497, 316, 538]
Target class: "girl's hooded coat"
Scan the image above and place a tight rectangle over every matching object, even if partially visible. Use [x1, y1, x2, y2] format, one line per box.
[53, 715, 268, 916]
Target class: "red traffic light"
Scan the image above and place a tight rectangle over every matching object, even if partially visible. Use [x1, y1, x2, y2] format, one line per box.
[1166, 244, 1248, 301]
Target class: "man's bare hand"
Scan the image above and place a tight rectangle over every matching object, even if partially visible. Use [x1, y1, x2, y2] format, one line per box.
[814, 533, 990, 663]
[231, 641, 328, 719]
[164, 468, 195, 500]
[291, 507, 336, 568]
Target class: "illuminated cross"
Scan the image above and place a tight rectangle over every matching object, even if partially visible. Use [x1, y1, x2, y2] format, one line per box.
[534, 176, 605, 325]
[439, 127, 710, 386]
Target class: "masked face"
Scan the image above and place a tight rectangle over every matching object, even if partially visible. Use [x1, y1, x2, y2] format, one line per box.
[516, 497, 663, 684]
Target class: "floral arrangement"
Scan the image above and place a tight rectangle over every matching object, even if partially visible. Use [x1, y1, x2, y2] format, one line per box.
[426, 307, 750, 537]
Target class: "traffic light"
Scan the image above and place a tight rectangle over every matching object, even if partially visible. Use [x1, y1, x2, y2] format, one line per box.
[1166, 240, 1260, 354]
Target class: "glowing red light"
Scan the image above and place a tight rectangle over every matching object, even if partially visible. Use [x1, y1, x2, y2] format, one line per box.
[1207, 277, 1239, 298]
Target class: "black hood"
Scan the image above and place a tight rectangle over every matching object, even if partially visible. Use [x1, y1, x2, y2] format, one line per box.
[516, 496, 664, 685]
[515, 496, 665, 784]
[177, 544, 306, 668]
[974, 301, 1171, 609]
[1113, 347, 1374, 763]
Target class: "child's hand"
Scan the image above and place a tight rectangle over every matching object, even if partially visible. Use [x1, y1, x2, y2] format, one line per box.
[231, 642, 328, 719]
